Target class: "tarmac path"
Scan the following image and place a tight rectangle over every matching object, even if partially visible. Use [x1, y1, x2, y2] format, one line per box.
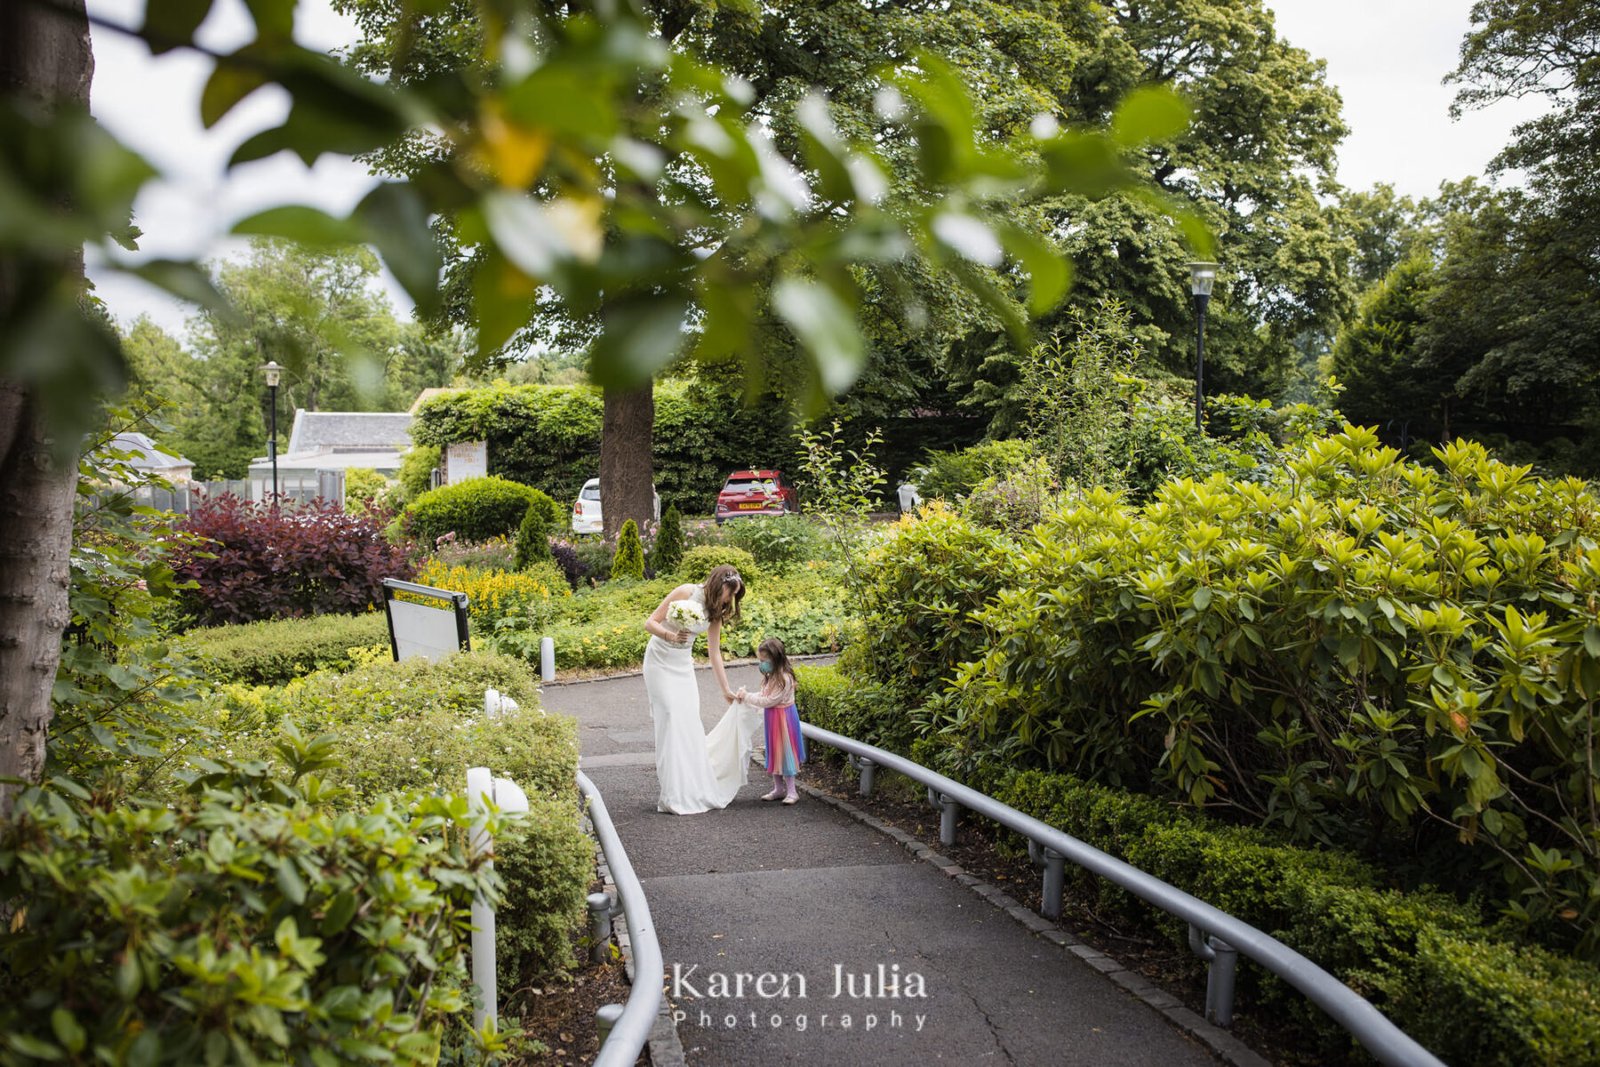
[545, 666, 1221, 1067]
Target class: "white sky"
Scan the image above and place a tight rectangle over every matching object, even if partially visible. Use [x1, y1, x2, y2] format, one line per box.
[86, 0, 1551, 335]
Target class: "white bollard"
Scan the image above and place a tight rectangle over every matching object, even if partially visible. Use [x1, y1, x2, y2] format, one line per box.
[483, 689, 520, 719]
[467, 766, 497, 1032]
[540, 637, 555, 683]
[467, 767, 531, 1033]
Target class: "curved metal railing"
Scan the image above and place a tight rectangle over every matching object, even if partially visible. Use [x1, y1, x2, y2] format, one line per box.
[577, 771, 663, 1067]
[800, 722, 1447, 1067]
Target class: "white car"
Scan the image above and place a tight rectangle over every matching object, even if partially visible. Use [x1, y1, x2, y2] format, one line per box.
[571, 477, 662, 535]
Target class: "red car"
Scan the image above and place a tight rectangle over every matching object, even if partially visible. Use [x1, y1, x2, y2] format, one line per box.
[715, 469, 798, 523]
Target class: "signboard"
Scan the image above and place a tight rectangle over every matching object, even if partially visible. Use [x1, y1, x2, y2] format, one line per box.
[446, 440, 488, 484]
[382, 578, 471, 662]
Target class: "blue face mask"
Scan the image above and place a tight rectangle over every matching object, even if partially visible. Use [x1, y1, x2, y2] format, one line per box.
[758, 660, 775, 675]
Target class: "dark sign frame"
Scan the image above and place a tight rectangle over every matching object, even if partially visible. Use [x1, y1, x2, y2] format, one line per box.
[382, 578, 471, 661]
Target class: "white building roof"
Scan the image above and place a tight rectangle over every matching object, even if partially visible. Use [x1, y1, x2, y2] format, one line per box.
[110, 431, 193, 471]
[285, 410, 414, 455]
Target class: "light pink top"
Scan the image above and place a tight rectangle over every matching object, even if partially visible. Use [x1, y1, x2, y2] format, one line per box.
[744, 674, 795, 709]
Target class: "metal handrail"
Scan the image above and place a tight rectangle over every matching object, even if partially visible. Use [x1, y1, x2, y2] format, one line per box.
[800, 723, 1447, 1067]
[577, 771, 663, 1067]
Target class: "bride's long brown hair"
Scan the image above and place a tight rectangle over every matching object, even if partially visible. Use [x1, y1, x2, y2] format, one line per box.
[701, 564, 745, 625]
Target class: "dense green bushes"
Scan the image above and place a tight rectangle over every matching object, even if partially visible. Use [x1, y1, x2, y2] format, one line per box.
[721, 515, 825, 571]
[917, 439, 1036, 500]
[179, 612, 389, 686]
[206, 652, 590, 986]
[404, 477, 557, 546]
[409, 378, 796, 513]
[993, 767, 1600, 1067]
[0, 760, 499, 1065]
[797, 663, 1600, 1066]
[856, 429, 1600, 956]
[677, 544, 758, 582]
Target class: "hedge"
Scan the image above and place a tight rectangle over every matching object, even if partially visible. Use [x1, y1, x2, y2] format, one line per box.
[409, 378, 796, 514]
[404, 477, 558, 546]
[795, 663, 1600, 1067]
[178, 612, 389, 686]
[208, 651, 590, 984]
[994, 768, 1600, 1067]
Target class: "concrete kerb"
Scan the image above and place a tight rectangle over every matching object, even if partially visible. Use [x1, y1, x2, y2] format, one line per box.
[588, 825, 688, 1067]
[795, 781, 1274, 1067]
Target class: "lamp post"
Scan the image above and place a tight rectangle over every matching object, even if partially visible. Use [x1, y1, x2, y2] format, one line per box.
[1187, 261, 1218, 433]
[261, 360, 281, 501]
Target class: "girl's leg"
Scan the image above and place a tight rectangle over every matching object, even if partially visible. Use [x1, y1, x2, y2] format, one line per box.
[781, 774, 798, 804]
[762, 775, 784, 801]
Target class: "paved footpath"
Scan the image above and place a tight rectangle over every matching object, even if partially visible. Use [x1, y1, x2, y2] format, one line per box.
[544, 667, 1220, 1067]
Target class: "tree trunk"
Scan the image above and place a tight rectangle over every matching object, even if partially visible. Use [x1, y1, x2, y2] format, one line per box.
[0, 0, 94, 819]
[600, 383, 654, 543]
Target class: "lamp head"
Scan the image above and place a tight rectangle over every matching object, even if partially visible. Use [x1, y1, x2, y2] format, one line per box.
[261, 360, 282, 387]
[1186, 261, 1219, 299]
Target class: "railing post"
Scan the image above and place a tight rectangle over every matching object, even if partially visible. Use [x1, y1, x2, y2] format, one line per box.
[587, 891, 618, 964]
[1188, 923, 1238, 1027]
[596, 1003, 624, 1045]
[1041, 847, 1065, 921]
[857, 756, 877, 797]
[467, 767, 497, 1033]
[939, 793, 959, 847]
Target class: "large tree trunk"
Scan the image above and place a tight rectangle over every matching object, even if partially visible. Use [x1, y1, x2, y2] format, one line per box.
[0, 0, 94, 819]
[599, 383, 655, 543]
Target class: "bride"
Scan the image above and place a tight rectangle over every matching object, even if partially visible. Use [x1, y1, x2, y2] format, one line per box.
[642, 564, 761, 814]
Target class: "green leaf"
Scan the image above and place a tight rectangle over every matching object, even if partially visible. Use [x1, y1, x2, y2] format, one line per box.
[588, 293, 692, 389]
[6, 1034, 62, 1061]
[1000, 225, 1071, 316]
[141, 0, 213, 54]
[202, 52, 272, 128]
[1111, 86, 1191, 147]
[355, 183, 442, 314]
[275, 857, 307, 905]
[772, 275, 865, 398]
[471, 252, 536, 357]
[126, 259, 233, 317]
[233, 205, 366, 246]
[49, 1009, 85, 1055]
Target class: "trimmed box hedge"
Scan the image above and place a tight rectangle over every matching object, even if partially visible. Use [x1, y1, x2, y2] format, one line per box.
[179, 611, 390, 686]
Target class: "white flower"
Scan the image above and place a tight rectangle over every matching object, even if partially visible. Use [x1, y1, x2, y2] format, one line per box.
[666, 599, 708, 634]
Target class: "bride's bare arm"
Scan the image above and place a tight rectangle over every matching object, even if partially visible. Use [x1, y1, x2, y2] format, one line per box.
[644, 586, 693, 645]
[707, 620, 735, 702]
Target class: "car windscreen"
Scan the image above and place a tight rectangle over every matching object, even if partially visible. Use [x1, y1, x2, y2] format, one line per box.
[722, 480, 774, 494]
[580, 486, 601, 501]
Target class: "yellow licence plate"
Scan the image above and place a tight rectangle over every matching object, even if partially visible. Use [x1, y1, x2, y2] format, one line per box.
[739, 502, 764, 509]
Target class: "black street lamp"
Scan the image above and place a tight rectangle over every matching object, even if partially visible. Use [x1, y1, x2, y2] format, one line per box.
[261, 360, 281, 501]
[1187, 261, 1218, 433]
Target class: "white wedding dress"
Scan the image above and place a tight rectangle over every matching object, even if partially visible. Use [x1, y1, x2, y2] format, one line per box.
[644, 586, 762, 814]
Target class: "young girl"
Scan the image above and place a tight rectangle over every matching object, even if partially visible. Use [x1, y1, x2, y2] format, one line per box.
[738, 637, 806, 804]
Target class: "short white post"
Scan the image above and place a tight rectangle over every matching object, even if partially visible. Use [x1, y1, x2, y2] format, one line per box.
[467, 766, 497, 1032]
[468, 768, 532, 1034]
[540, 637, 555, 683]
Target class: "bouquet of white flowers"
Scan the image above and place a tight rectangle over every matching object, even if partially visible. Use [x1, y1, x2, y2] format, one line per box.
[666, 599, 708, 637]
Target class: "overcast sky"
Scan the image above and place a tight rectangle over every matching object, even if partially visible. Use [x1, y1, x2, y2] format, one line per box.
[86, 0, 1552, 336]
